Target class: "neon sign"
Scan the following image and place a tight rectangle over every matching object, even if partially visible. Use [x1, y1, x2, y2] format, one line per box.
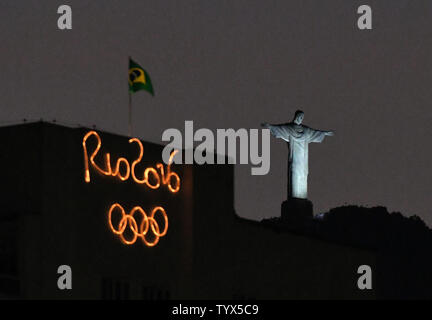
[82, 131, 180, 193]
[82, 130, 181, 247]
[108, 203, 168, 246]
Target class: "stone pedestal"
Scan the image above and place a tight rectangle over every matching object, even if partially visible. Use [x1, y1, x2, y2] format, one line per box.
[281, 198, 313, 222]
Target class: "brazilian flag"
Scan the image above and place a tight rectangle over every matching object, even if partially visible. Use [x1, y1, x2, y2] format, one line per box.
[128, 58, 154, 96]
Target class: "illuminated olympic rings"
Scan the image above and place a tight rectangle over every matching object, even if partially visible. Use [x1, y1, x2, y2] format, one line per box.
[108, 203, 168, 247]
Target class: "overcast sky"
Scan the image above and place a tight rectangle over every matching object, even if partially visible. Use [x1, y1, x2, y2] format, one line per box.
[1, 0, 432, 225]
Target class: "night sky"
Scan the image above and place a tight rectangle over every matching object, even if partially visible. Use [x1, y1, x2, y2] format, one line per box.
[1, 1, 431, 225]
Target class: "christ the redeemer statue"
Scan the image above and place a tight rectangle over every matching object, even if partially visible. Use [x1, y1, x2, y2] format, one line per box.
[262, 110, 334, 200]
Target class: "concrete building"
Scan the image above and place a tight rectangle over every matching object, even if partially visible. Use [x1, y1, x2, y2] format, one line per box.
[0, 122, 375, 299]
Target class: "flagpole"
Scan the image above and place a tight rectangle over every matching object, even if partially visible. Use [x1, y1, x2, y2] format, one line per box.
[128, 56, 132, 137]
[128, 91, 132, 137]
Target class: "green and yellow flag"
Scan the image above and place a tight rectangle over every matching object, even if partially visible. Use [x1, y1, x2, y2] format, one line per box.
[128, 58, 154, 96]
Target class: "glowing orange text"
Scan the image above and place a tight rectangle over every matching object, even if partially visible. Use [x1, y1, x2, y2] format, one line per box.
[82, 131, 180, 193]
[108, 203, 168, 246]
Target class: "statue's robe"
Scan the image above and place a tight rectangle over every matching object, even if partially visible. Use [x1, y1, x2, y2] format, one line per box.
[266, 123, 328, 199]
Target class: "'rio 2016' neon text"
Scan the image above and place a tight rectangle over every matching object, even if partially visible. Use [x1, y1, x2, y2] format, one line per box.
[82, 131, 180, 193]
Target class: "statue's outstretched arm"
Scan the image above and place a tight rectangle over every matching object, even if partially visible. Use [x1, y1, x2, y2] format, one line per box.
[261, 123, 291, 142]
[309, 126, 334, 137]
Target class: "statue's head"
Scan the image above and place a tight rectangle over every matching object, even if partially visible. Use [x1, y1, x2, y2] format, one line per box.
[294, 110, 304, 125]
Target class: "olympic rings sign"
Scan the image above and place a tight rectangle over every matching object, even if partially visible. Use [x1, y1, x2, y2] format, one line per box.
[108, 203, 168, 246]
